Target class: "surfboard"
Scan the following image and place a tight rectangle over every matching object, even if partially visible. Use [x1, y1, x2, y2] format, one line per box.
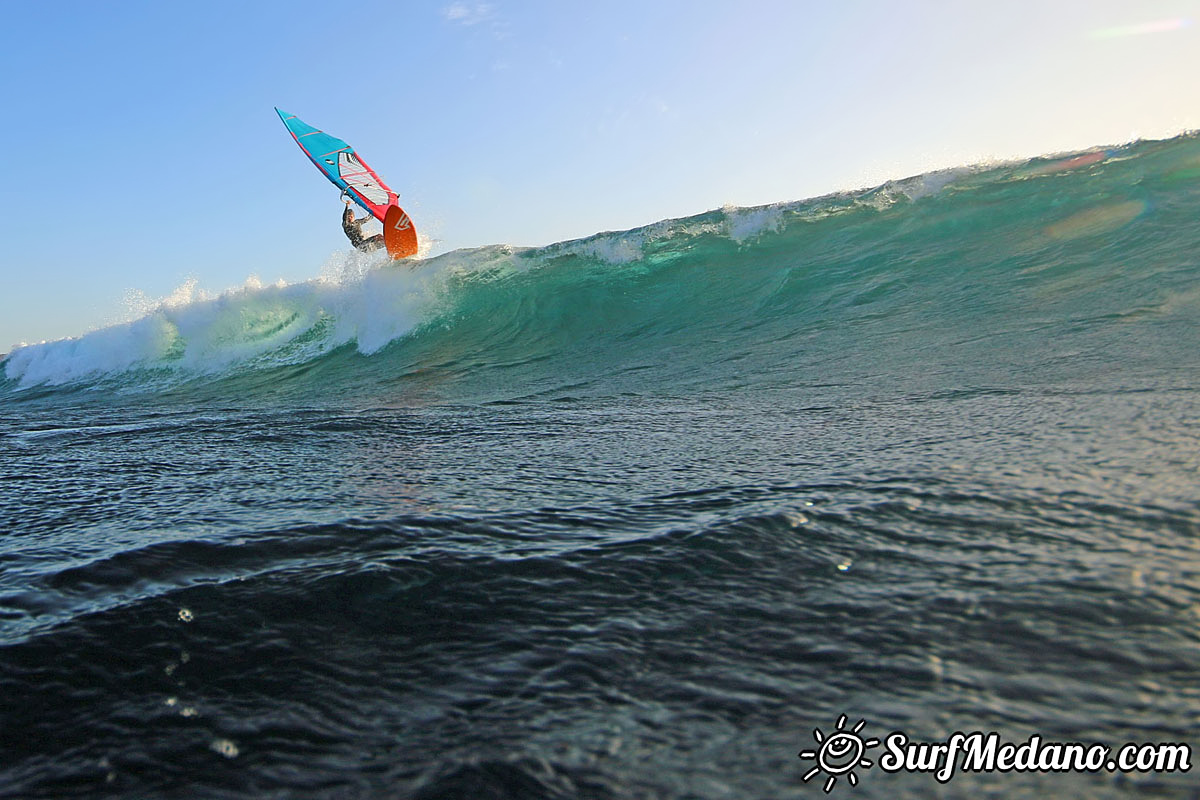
[384, 205, 419, 260]
[276, 108, 419, 260]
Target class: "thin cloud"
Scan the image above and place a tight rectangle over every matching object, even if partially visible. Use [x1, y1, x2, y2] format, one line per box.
[442, 3, 495, 26]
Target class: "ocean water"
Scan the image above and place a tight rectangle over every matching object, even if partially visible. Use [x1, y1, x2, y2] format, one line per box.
[2, 134, 1199, 799]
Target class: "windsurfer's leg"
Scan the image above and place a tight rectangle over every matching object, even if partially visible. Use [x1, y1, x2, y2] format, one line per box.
[358, 234, 385, 252]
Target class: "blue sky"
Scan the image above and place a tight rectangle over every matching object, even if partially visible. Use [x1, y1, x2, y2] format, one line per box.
[1, 0, 1197, 351]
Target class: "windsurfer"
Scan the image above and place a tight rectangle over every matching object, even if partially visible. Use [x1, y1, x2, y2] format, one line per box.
[342, 200, 385, 252]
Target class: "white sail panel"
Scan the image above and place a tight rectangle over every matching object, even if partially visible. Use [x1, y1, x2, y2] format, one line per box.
[338, 152, 390, 205]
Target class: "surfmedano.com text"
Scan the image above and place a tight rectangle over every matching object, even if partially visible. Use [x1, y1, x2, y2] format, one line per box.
[880, 731, 1192, 783]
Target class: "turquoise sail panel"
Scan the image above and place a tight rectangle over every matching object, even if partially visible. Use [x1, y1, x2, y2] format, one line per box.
[275, 108, 398, 221]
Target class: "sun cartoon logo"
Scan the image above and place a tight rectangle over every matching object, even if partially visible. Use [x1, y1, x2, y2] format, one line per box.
[797, 715, 880, 793]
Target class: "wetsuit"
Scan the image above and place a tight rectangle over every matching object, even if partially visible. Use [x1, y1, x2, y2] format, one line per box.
[342, 205, 385, 252]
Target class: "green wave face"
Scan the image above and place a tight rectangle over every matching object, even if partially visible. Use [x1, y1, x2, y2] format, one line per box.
[5, 133, 1200, 407]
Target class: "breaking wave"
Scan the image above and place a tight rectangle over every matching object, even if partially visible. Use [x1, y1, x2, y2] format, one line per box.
[4, 132, 1200, 406]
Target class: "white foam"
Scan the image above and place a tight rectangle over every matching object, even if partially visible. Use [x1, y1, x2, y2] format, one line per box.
[723, 204, 785, 244]
[4, 314, 180, 387]
[566, 232, 647, 265]
[551, 215, 733, 266]
[2, 249, 464, 390]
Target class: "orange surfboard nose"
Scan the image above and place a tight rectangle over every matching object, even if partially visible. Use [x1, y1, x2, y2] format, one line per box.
[384, 204, 419, 260]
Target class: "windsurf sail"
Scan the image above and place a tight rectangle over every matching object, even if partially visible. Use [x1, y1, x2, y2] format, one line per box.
[275, 108, 398, 222]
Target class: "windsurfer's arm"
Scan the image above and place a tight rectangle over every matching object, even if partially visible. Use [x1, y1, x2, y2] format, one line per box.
[342, 199, 371, 224]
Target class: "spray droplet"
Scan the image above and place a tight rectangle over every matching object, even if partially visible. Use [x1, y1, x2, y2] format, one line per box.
[211, 739, 239, 758]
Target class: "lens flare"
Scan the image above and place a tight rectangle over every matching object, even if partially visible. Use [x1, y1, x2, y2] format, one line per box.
[1088, 18, 1192, 39]
[1028, 151, 1108, 176]
[1045, 200, 1146, 241]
